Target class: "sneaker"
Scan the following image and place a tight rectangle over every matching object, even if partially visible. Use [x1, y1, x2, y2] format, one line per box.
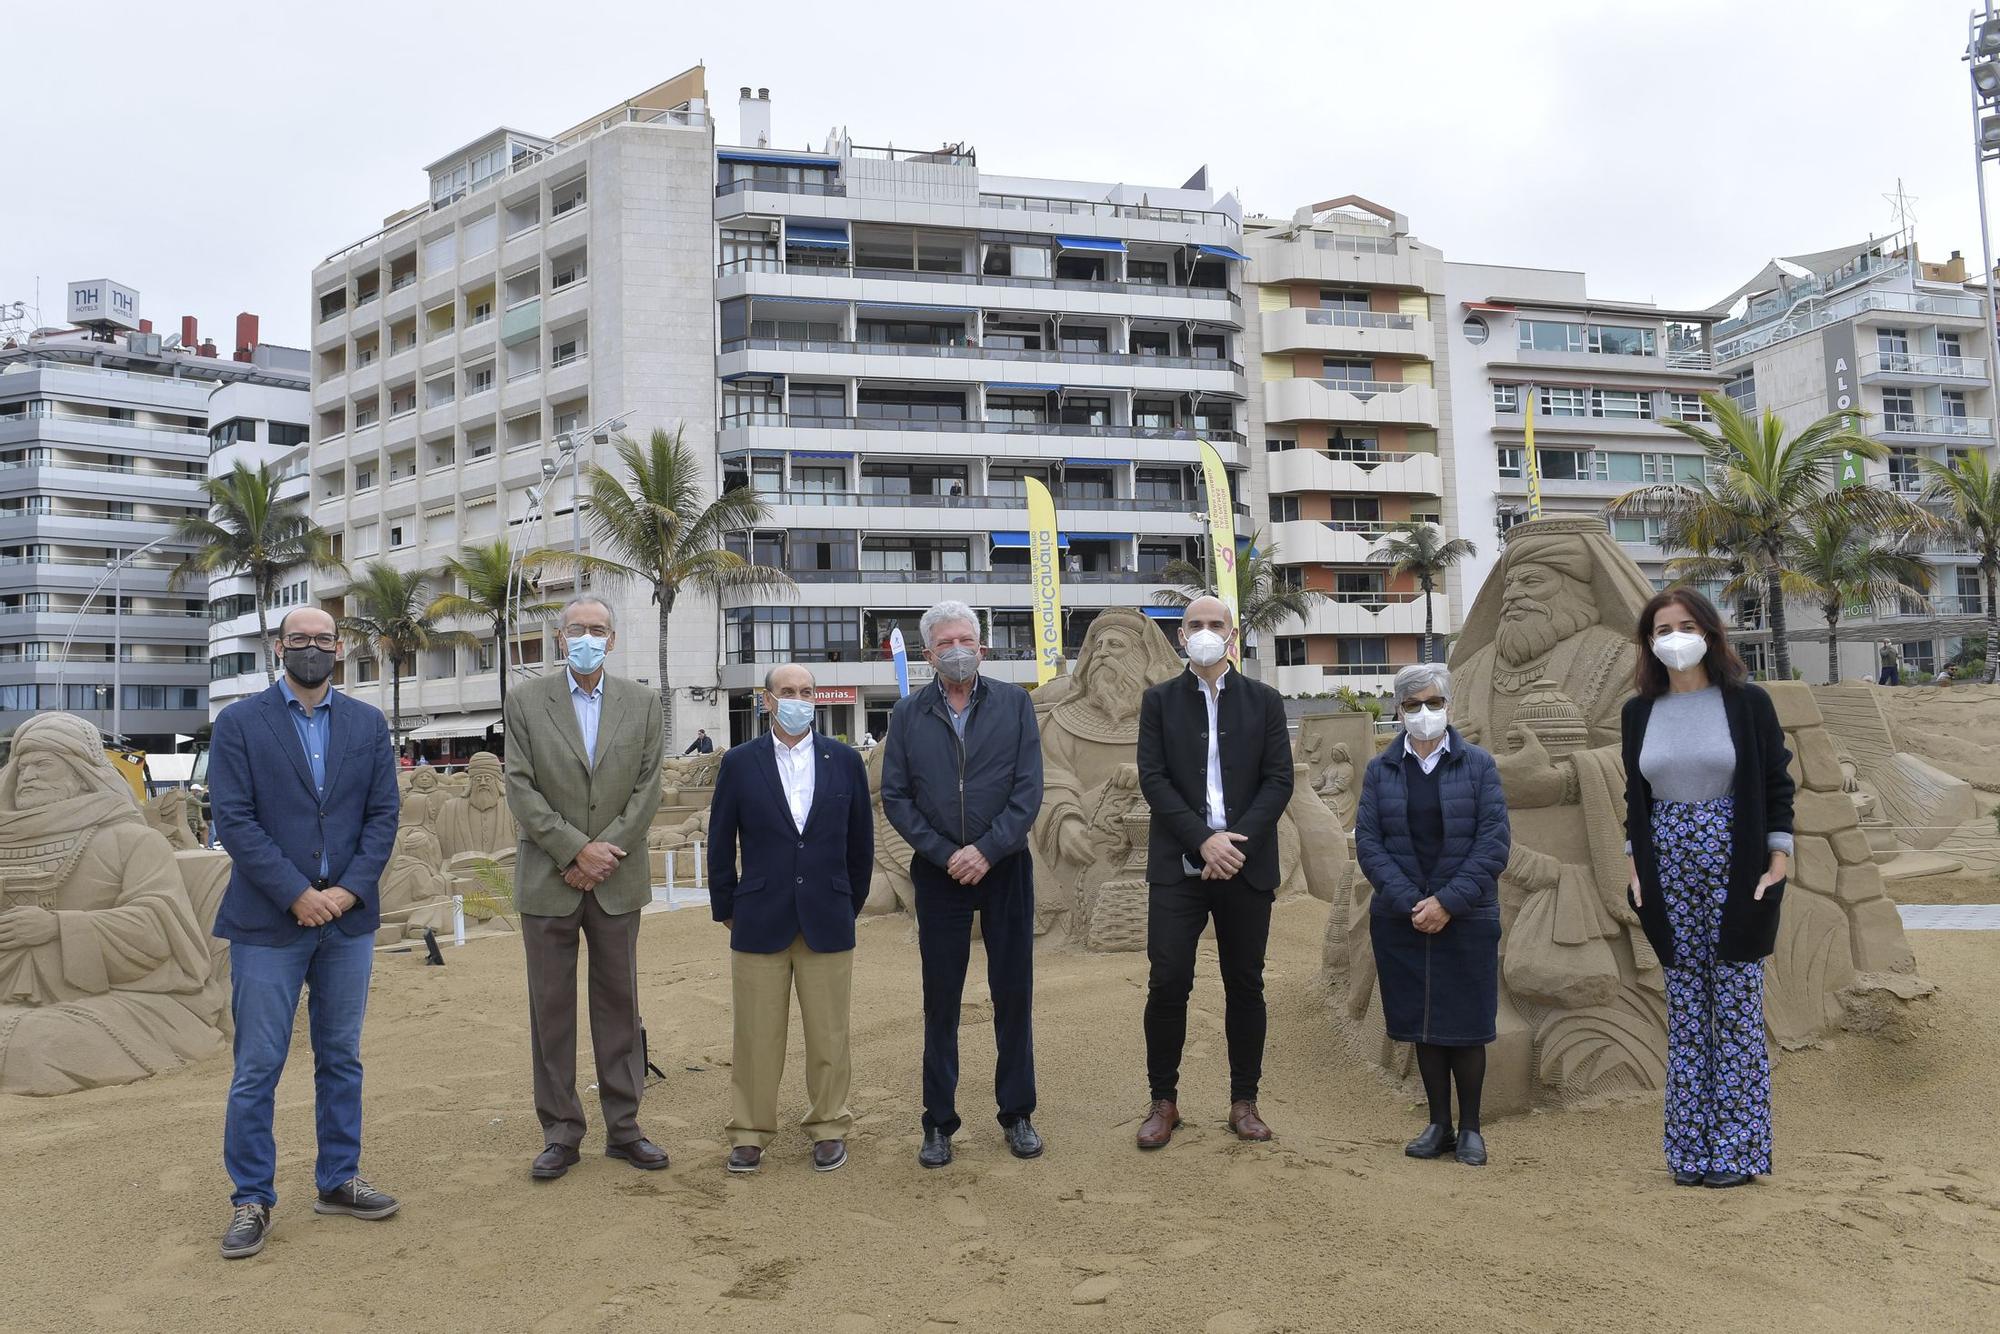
[220, 1203, 271, 1259]
[313, 1177, 401, 1220]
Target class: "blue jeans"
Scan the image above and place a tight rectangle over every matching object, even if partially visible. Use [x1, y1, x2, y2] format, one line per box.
[224, 926, 375, 1207]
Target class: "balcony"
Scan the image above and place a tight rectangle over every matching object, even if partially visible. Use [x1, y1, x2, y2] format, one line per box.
[975, 192, 1238, 230]
[1292, 591, 1450, 638]
[746, 489, 1194, 515]
[1265, 446, 1442, 498]
[718, 335, 1242, 377]
[1715, 287, 1985, 362]
[1869, 413, 1993, 444]
[718, 413, 1245, 447]
[717, 259, 1241, 310]
[1260, 307, 1432, 360]
[1267, 518, 1393, 565]
[1263, 378, 1440, 429]
[1271, 662, 1404, 696]
[1246, 236, 1437, 294]
[1858, 351, 1989, 383]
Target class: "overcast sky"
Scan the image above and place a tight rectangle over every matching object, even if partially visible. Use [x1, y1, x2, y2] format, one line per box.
[2, 0, 1986, 347]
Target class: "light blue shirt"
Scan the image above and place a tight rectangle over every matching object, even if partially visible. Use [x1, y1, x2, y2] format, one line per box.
[278, 677, 333, 877]
[568, 669, 604, 765]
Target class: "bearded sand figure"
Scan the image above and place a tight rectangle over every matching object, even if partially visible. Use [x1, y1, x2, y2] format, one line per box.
[0, 713, 228, 1095]
[1329, 516, 1924, 1113]
[400, 764, 446, 831]
[433, 752, 517, 859]
[144, 786, 203, 852]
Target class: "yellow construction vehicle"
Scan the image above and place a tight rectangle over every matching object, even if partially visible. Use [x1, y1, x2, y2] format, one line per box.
[0, 727, 150, 803]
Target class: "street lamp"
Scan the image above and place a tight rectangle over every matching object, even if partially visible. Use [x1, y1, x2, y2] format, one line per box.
[56, 533, 175, 743]
[502, 413, 625, 679]
[1966, 4, 2000, 434]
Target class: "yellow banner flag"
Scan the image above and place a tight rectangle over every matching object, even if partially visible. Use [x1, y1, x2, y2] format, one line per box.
[1197, 439, 1241, 663]
[1025, 477, 1065, 684]
[1522, 386, 1544, 519]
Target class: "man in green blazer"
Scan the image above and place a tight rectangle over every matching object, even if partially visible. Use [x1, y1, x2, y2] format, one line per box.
[503, 596, 665, 1180]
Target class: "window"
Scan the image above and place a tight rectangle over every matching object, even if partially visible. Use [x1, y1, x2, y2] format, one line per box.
[1130, 329, 1172, 358]
[1059, 396, 1110, 427]
[106, 501, 134, 521]
[1265, 436, 1295, 453]
[1943, 390, 1969, 420]
[1586, 324, 1656, 356]
[467, 364, 495, 396]
[1888, 448, 1922, 493]
[1610, 516, 1664, 545]
[1059, 326, 1109, 354]
[1462, 316, 1489, 344]
[550, 336, 581, 366]
[1538, 448, 1607, 481]
[209, 417, 257, 450]
[550, 178, 587, 215]
[1498, 447, 1523, 478]
[1061, 467, 1112, 501]
[268, 421, 308, 448]
[1666, 392, 1711, 423]
[1540, 387, 1587, 417]
[1134, 468, 1183, 502]
[786, 529, 857, 571]
[1519, 320, 1583, 353]
[1724, 369, 1757, 413]
[1335, 570, 1386, 597]
[862, 536, 969, 573]
[1336, 637, 1388, 666]
[1330, 497, 1381, 522]
[1876, 327, 1911, 357]
[389, 524, 407, 548]
[721, 228, 779, 272]
[1128, 260, 1169, 286]
[1322, 358, 1371, 386]
[1591, 389, 1654, 420]
[1270, 496, 1300, 523]
[354, 465, 377, 491]
[1276, 637, 1307, 667]
[1881, 389, 1916, 431]
[856, 388, 965, 422]
[860, 461, 966, 496]
[1133, 399, 1177, 432]
[1938, 332, 1964, 360]
[917, 238, 965, 274]
[987, 466, 1051, 498]
[791, 465, 845, 500]
[468, 299, 494, 325]
[1319, 288, 1370, 311]
[986, 394, 1047, 426]
[790, 382, 845, 419]
[723, 380, 782, 426]
[724, 606, 861, 664]
[1492, 383, 1519, 413]
[854, 227, 917, 271]
[985, 322, 1044, 351]
[858, 319, 964, 348]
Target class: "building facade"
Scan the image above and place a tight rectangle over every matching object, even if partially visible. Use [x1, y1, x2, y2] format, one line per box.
[1241, 196, 1454, 694]
[1711, 241, 1994, 680]
[710, 95, 1251, 743]
[1443, 262, 1723, 601]
[306, 68, 717, 753]
[0, 286, 302, 751]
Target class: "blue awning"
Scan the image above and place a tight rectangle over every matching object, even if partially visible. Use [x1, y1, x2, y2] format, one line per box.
[1195, 244, 1249, 263]
[1056, 235, 1128, 253]
[1142, 606, 1184, 620]
[991, 531, 1070, 549]
[719, 150, 839, 168]
[989, 383, 1059, 392]
[786, 224, 849, 247]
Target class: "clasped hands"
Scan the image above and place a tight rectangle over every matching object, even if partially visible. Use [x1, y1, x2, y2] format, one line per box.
[0, 905, 60, 948]
[564, 840, 628, 892]
[947, 844, 991, 885]
[1198, 830, 1249, 881]
[290, 885, 359, 927]
[1410, 895, 1452, 934]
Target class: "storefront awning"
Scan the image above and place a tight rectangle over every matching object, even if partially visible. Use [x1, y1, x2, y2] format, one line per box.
[1056, 235, 1128, 253]
[1142, 606, 1184, 620]
[405, 711, 502, 741]
[1194, 244, 1249, 263]
[991, 531, 1070, 548]
[786, 224, 849, 247]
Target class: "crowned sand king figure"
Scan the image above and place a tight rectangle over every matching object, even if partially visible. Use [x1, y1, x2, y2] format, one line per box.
[435, 752, 517, 860]
[0, 713, 228, 1096]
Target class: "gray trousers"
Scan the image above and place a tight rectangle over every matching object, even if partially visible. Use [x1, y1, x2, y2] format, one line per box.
[520, 892, 645, 1148]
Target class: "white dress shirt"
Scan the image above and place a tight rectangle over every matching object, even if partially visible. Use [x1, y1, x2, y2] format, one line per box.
[1193, 667, 1231, 832]
[568, 670, 604, 765]
[1403, 727, 1451, 775]
[773, 729, 816, 833]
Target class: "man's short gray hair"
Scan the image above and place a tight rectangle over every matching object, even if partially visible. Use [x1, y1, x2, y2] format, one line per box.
[920, 599, 981, 648]
[560, 596, 615, 631]
[1392, 663, 1452, 708]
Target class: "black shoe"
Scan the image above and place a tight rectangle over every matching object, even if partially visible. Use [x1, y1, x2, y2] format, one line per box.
[1454, 1129, 1487, 1167]
[531, 1143, 581, 1180]
[1004, 1118, 1045, 1160]
[726, 1145, 762, 1174]
[313, 1177, 401, 1220]
[1672, 1169, 1704, 1187]
[919, 1128, 953, 1169]
[812, 1140, 848, 1173]
[1702, 1170, 1753, 1189]
[606, 1138, 669, 1171]
[220, 1203, 271, 1259]
[1404, 1123, 1457, 1159]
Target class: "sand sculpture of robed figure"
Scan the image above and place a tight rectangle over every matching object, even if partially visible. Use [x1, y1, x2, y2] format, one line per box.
[0, 713, 228, 1095]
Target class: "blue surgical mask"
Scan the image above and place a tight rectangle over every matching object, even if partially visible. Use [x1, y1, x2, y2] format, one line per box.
[565, 633, 607, 674]
[773, 697, 815, 735]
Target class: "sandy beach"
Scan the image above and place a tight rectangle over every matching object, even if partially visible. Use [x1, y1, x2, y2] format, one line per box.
[2, 897, 1994, 1334]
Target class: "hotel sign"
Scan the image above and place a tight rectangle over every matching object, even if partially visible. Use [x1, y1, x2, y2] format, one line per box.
[1822, 323, 1864, 489]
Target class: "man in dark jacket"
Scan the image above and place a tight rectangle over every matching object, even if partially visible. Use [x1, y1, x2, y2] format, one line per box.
[882, 599, 1045, 1168]
[1134, 596, 1294, 1150]
[706, 663, 872, 1175]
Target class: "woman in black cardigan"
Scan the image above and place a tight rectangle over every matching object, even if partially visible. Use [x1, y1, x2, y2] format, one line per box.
[1622, 588, 1793, 1189]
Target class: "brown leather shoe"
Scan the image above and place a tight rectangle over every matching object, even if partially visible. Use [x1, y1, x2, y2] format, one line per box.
[812, 1140, 848, 1173]
[531, 1143, 581, 1180]
[1137, 1099, 1181, 1150]
[606, 1137, 669, 1170]
[726, 1145, 762, 1174]
[1228, 1100, 1273, 1142]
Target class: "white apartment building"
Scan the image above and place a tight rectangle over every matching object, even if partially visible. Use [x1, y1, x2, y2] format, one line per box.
[307, 68, 718, 754]
[712, 91, 1249, 743]
[1711, 240, 1994, 680]
[0, 283, 302, 750]
[1241, 196, 1455, 694]
[1443, 262, 1723, 599]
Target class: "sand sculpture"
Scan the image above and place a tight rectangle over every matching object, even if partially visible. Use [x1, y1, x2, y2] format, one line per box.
[434, 752, 517, 859]
[648, 810, 708, 883]
[1297, 712, 1377, 828]
[0, 713, 232, 1095]
[142, 786, 204, 852]
[378, 825, 456, 942]
[1323, 516, 1929, 1114]
[400, 765, 447, 830]
[1809, 685, 1978, 877]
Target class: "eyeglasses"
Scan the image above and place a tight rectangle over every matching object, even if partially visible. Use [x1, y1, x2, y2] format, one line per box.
[563, 624, 612, 638]
[281, 634, 339, 650]
[1402, 698, 1447, 712]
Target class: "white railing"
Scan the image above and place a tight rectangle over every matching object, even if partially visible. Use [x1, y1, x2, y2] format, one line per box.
[1301, 308, 1415, 331]
[1716, 287, 1984, 362]
[1312, 378, 1421, 396]
[1871, 413, 1994, 438]
[1858, 350, 1989, 380]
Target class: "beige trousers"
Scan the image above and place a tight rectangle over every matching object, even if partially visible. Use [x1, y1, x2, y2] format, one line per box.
[727, 936, 854, 1148]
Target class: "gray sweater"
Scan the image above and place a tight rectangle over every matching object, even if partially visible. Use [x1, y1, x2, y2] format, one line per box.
[1629, 686, 1793, 855]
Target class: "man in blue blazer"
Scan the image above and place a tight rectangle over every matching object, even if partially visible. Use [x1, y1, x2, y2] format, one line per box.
[208, 607, 402, 1259]
[707, 663, 872, 1174]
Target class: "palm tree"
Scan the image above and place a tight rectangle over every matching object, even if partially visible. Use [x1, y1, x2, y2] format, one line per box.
[169, 461, 343, 682]
[552, 426, 793, 747]
[337, 561, 479, 749]
[427, 540, 558, 713]
[1919, 448, 2000, 683]
[1786, 513, 1934, 685]
[1368, 520, 1478, 663]
[1611, 393, 1909, 680]
[1150, 529, 1325, 652]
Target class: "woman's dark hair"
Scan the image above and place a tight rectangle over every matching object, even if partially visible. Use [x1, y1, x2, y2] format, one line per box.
[1633, 587, 1748, 698]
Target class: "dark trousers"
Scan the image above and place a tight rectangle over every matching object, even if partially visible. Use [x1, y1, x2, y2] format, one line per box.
[912, 850, 1037, 1136]
[520, 892, 645, 1149]
[1144, 875, 1274, 1104]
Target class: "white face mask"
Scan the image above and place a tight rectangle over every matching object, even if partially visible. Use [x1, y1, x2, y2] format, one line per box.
[1651, 630, 1707, 673]
[1402, 705, 1448, 742]
[1184, 629, 1229, 667]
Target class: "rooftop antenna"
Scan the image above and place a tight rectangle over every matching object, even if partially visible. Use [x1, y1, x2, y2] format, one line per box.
[1883, 178, 1919, 252]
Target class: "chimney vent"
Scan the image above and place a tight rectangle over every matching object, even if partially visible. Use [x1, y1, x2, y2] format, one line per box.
[738, 86, 772, 149]
[198, 338, 217, 358]
[235, 312, 259, 363]
[181, 315, 197, 349]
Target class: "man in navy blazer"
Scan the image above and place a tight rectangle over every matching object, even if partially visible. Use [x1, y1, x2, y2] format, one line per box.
[706, 662, 872, 1174]
[208, 606, 402, 1259]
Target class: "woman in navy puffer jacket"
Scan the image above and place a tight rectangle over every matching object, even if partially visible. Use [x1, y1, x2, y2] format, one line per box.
[1355, 663, 1511, 1168]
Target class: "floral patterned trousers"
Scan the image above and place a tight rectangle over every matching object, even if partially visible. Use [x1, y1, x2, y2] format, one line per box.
[1652, 796, 1773, 1177]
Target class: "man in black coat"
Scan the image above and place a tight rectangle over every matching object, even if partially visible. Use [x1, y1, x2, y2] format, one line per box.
[1134, 595, 1295, 1150]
